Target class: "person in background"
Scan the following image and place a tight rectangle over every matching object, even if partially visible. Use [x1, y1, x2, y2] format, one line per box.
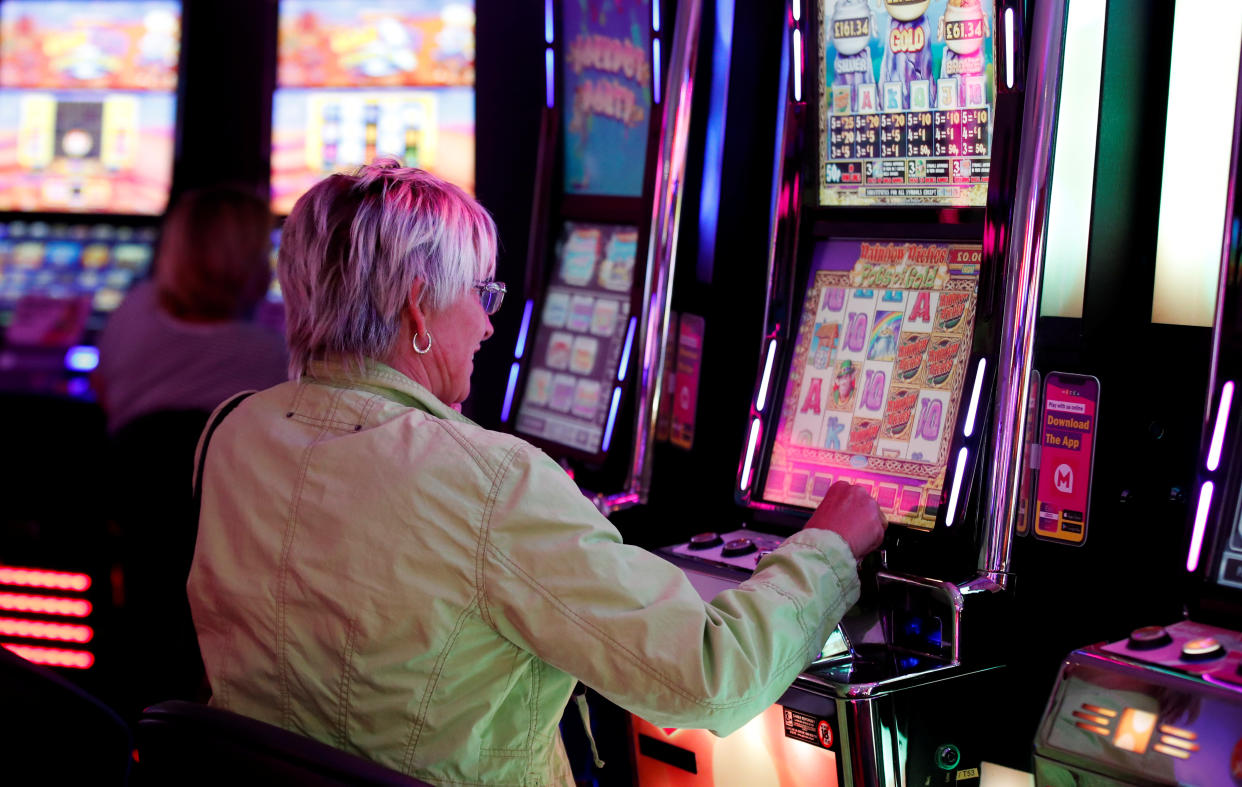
[93, 185, 289, 722]
[93, 185, 288, 434]
[187, 160, 886, 786]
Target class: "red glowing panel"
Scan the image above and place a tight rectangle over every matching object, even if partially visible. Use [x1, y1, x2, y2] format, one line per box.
[0, 592, 92, 618]
[3, 643, 94, 669]
[0, 617, 92, 643]
[1113, 708, 1158, 754]
[0, 565, 91, 592]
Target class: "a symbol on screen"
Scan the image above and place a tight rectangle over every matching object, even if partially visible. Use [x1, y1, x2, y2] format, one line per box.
[1054, 464, 1074, 494]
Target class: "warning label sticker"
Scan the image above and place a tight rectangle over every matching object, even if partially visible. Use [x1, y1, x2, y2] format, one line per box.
[782, 706, 835, 750]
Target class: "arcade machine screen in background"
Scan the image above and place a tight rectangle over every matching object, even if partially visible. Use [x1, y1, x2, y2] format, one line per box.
[515, 222, 638, 454]
[760, 239, 981, 529]
[271, 0, 475, 215]
[820, 0, 994, 207]
[0, 0, 177, 325]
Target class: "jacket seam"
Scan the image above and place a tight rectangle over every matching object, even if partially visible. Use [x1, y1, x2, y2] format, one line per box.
[484, 541, 764, 712]
[402, 595, 481, 775]
[335, 615, 360, 749]
[476, 442, 523, 631]
[276, 387, 344, 726]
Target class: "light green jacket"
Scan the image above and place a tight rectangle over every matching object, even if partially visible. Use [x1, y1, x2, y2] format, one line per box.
[187, 360, 861, 786]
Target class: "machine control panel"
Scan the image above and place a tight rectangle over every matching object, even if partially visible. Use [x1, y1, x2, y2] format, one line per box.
[1036, 622, 1242, 785]
[667, 529, 785, 572]
[1102, 620, 1242, 685]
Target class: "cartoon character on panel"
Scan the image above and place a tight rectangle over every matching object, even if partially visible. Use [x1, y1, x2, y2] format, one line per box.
[829, 0, 877, 112]
[939, 0, 989, 107]
[879, 0, 933, 109]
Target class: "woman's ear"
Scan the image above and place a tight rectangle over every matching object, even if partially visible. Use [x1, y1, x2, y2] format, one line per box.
[406, 278, 429, 335]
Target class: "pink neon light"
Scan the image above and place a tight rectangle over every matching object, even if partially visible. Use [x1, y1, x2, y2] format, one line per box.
[0, 593, 91, 618]
[0, 566, 91, 592]
[3, 643, 94, 669]
[1207, 381, 1234, 471]
[1187, 481, 1214, 572]
[0, 617, 93, 643]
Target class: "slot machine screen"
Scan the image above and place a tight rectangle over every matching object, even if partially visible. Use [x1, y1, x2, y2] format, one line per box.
[1216, 493, 1242, 590]
[0, 0, 181, 215]
[515, 221, 639, 455]
[271, 0, 475, 215]
[759, 239, 981, 529]
[819, 0, 995, 207]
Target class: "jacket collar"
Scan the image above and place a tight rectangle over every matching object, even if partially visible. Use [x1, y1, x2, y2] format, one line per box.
[304, 357, 475, 426]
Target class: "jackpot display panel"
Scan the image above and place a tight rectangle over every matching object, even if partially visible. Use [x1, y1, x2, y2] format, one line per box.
[271, 0, 475, 214]
[819, 0, 995, 207]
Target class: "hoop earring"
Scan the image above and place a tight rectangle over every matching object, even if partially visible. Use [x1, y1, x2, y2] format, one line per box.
[413, 331, 433, 354]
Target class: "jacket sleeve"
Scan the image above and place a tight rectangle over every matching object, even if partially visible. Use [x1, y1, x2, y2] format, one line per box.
[477, 444, 860, 736]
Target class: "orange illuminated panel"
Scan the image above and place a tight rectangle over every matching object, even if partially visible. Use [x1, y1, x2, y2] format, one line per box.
[1074, 722, 1111, 736]
[1082, 704, 1118, 717]
[3, 643, 94, 669]
[1112, 709, 1158, 754]
[1158, 724, 1197, 740]
[1071, 710, 1111, 726]
[631, 705, 838, 786]
[0, 592, 91, 618]
[0, 565, 91, 592]
[1153, 743, 1191, 760]
[0, 617, 92, 643]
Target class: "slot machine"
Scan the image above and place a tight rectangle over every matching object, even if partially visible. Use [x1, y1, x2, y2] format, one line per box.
[0, 0, 183, 682]
[266, 0, 479, 328]
[1034, 5, 1242, 783]
[0, 0, 180, 397]
[628, 0, 1080, 783]
[495, 0, 702, 511]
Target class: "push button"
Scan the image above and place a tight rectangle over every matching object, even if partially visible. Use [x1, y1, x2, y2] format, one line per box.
[721, 538, 756, 558]
[1181, 637, 1225, 662]
[1127, 626, 1172, 651]
[688, 532, 722, 551]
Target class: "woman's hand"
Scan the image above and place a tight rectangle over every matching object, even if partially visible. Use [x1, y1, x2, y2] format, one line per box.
[803, 481, 887, 560]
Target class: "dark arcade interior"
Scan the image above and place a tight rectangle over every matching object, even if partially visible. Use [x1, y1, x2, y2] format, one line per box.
[2, 0, 1242, 784]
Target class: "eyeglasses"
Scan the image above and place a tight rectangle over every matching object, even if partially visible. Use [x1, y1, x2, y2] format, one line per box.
[474, 280, 506, 315]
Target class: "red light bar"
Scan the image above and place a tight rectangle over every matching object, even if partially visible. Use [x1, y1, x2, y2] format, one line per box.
[0, 566, 91, 592]
[0, 617, 93, 643]
[3, 643, 94, 669]
[0, 592, 92, 618]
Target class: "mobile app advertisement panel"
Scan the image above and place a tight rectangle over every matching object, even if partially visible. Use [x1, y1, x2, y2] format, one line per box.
[561, 0, 652, 198]
[762, 238, 980, 529]
[271, 0, 475, 213]
[516, 222, 638, 455]
[819, 0, 995, 207]
[0, 1, 180, 215]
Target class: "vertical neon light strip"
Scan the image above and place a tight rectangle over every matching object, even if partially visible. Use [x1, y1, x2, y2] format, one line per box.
[945, 447, 970, 525]
[791, 0, 800, 22]
[617, 316, 638, 381]
[513, 299, 534, 359]
[602, 387, 623, 451]
[740, 418, 762, 491]
[963, 358, 987, 437]
[500, 362, 520, 422]
[653, 0, 661, 33]
[1004, 9, 1015, 89]
[545, 48, 555, 108]
[1187, 481, 1215, 572]
[1207, 381, 1235, 471]
[1152, 0, 1242, 326]
[792, 28, 802, 102]
[544, 0, 554, 43]
[653, 38, 662, 104]
[756, 339, 778, 412]
[1039, 0, 1106, 319]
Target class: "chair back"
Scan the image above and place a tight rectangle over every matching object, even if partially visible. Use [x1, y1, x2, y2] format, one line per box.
[137, 700, 432, 785]
[0, 645, 132, 784]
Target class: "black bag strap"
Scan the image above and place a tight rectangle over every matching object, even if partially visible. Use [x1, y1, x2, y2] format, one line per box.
[193, 391, 255, 514]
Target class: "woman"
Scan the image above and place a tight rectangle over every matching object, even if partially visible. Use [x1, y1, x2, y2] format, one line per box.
[187, 160, 885, 785]
[94, 186, 288, 434]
